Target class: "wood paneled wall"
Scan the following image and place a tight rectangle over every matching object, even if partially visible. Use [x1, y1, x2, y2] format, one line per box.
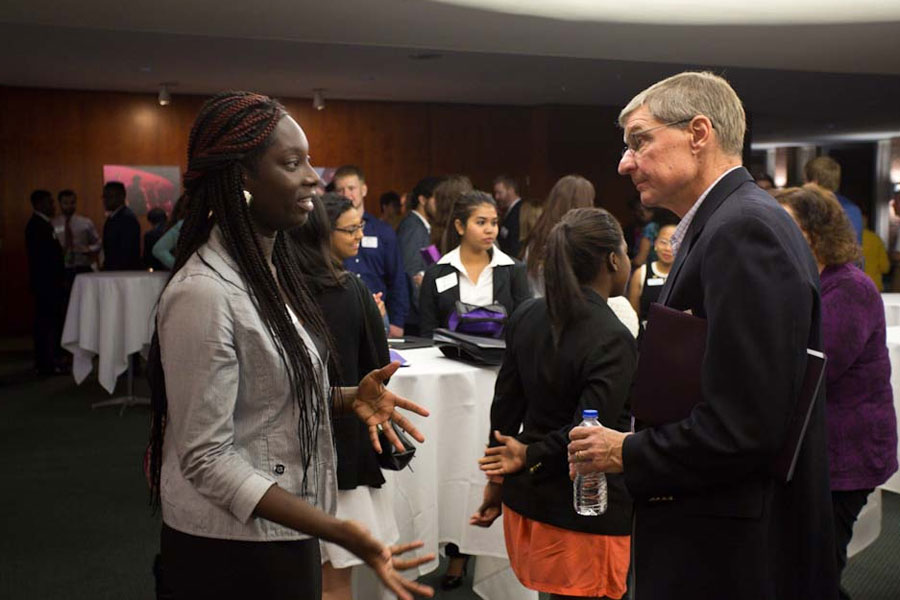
[0, 86, 629, 336]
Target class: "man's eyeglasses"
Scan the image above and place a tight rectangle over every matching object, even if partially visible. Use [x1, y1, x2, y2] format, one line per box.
[334, 224, 365, 235]
[621, 118, 694, 158]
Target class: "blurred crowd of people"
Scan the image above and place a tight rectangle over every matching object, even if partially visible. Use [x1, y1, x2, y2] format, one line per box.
[24, 72, 899, 600]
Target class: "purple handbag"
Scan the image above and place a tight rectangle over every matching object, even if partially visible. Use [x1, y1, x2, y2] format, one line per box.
[447, 301, 508, 338]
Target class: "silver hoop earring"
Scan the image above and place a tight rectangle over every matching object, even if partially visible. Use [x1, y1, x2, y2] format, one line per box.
[243, 190, 253, 205]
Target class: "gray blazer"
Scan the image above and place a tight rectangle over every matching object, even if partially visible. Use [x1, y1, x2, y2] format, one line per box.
[158, 226, 336, 541]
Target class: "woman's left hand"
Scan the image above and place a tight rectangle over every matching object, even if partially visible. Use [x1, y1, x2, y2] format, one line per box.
[478, 430, 527, 476]
[355, 361, 429, 453]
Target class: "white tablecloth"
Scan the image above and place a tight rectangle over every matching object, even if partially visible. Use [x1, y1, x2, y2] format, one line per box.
[883, 293, 900, 327]
[359, 347, 535, 600]
[61, 271, 168, 394]
[881, 327, 900, 494]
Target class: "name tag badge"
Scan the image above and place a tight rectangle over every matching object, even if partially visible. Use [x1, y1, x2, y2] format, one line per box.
[361, 236, 378, 249]
[435, 272, 458, 293]
[646, 277, 665, 287]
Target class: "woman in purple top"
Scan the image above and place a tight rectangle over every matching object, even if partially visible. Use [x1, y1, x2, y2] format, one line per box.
[777, 186, 898, 600]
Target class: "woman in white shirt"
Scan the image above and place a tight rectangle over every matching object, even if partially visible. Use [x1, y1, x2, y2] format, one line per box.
[521, 175, 640, 338]
[147, 92, 432, 600]
[417, 190, 531, 588]
[627, 219, 678, 325]
[419, 191, 531, 339]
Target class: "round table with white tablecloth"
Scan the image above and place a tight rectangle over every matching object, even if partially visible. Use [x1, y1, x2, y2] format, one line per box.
[61, 271, 168, 394]
[882, 293, 900, 328]
[354, 346, 536, 600]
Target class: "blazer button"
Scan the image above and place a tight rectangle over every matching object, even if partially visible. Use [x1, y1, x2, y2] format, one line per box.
[274, 464, 285, 475]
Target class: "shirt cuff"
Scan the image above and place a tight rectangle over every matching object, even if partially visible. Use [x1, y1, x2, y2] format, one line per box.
[229, 472, 276, 524]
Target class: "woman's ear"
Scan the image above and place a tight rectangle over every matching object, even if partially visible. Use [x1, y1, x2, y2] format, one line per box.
[607, 252, 619, 273]
[454, 218, 465, 236]
[239, 165, 249, 191]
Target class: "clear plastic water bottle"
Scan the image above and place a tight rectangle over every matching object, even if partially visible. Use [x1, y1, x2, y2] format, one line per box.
[573, 409, 608, 516]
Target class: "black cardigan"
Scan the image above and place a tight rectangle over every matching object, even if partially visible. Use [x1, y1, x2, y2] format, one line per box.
[418, 255, 531, 337]
[316, 274, 390, 490]
[490, 290, 636, 535]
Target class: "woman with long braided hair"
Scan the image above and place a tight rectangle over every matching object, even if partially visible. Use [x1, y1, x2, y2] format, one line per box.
[147, 92, 433, 600]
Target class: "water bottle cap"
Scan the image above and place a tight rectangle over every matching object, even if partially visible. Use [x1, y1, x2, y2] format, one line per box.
[582, 409, 598, 419]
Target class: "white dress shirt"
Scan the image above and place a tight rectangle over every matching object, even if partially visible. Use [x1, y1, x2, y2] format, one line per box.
[437, 245, 516, 306]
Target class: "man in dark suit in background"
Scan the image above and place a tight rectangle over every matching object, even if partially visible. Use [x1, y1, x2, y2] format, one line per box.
[102, 181, 142, 271]
[568, 72, 838, 599]
[396, 175, 442, 336]
[25, 189, 66, 375]
[493, 175, 522, 258]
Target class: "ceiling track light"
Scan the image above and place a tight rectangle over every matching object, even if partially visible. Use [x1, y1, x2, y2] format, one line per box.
[158, 83, 173, 106]
[313, 89, 325, 111]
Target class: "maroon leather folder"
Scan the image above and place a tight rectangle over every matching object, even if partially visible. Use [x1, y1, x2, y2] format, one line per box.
[632, 303, 826, 482]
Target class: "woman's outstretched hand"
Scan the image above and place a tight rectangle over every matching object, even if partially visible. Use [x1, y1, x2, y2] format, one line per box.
[354, 361, 429, 453]
[478, 430, 527, 476]
[342, 520, 435, 599]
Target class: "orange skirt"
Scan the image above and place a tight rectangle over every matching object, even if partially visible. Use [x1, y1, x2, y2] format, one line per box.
[502, 504, 631, 599]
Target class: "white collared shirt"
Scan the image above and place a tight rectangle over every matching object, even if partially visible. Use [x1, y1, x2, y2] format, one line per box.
[437, 245, 516, 306]
[411, 209, 431, 234]
[670, 166, 742, 256]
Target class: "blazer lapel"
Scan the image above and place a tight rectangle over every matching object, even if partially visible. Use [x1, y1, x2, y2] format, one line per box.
[658, 167, 753, 306]
[493, 266, 510, 305]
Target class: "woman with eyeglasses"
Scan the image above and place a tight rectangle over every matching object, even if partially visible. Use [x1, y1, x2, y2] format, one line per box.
[627, 215, 679, 324]
[288, 193, 405, 600]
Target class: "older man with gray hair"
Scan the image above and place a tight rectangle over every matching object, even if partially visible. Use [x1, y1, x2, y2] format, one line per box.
[568, 72, 837, 599]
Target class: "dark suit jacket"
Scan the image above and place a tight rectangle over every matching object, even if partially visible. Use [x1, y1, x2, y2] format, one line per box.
[498, 199, 522, 258]
[491, 291, 635, 534]
[396, 212, 432, 327]
[622, 167, 837, 599]
[103, 206, 142, 271]
[143, 224, 167, 270]
[418, 254, 531, 338]
[25, 213, 65, 298]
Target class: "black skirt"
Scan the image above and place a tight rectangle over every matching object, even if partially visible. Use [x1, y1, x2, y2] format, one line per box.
[159, 524, 322, 600]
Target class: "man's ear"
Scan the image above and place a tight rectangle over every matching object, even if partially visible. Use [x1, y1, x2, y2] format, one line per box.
[689, 115, 715, 154]
[361, 182, 368, 200]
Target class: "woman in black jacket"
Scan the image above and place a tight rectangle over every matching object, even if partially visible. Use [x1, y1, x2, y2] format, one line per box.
[288, 193, 402, 600]
[419, 190, 531, 338]
[471, 208, 636, 599]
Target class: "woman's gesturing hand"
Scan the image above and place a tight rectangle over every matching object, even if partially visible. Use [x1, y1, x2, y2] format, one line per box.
[478, 430, 527, 476]
[469, 481, 503, 528]
[354, 361, 429, 453]
[342, 520, 435, 600]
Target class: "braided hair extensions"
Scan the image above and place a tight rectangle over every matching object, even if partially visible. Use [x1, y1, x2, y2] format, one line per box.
[148, 91, 335, 509]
